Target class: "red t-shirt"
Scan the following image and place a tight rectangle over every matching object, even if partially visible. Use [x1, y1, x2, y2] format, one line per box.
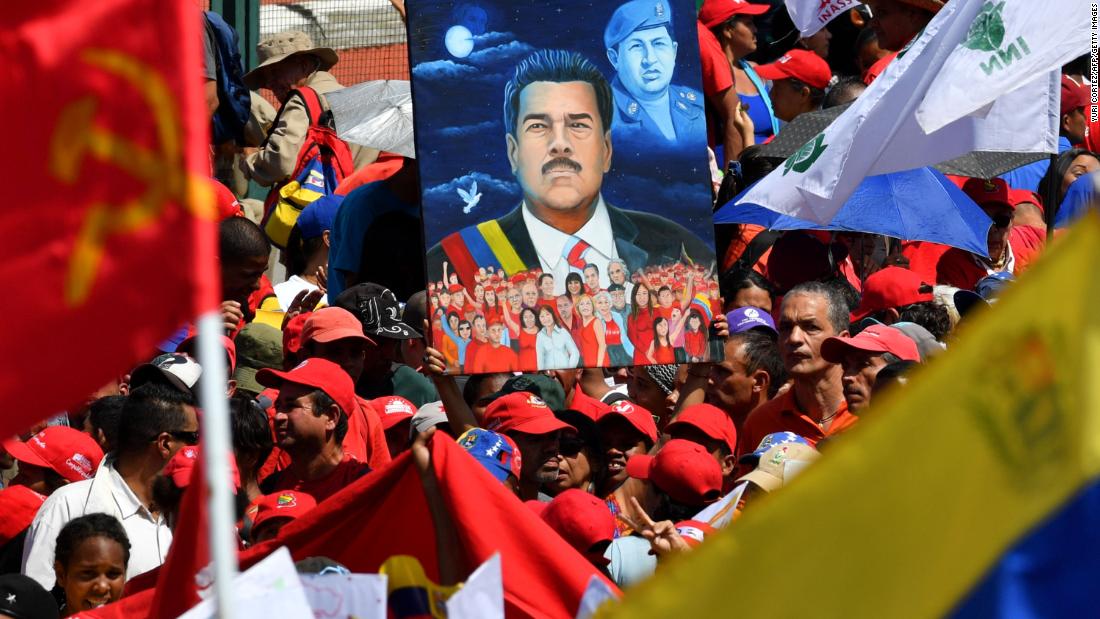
[684, 329, 707, 359]
[261, 453, 370, 503]
[469, 343, 518, 373]
[698, 21, 734, 148]
[863, 52, 898, 85]
[347, 396, 392, 470]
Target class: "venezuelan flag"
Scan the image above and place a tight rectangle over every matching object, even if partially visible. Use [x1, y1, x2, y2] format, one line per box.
[598, 215, 1100, 618]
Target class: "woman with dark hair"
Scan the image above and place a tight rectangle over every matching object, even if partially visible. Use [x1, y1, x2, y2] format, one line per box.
[482, 286, 502, 326]
[628, 283, 655, 365]
[53, 514, 130, 614]
[517, 307, 540, 368]
[647, 317, 675, 364]
[536, 304, 580, 369]
[230, 395, 275, 504]
[1038, 148, 1100, 207]
[565, 272, 584, 300]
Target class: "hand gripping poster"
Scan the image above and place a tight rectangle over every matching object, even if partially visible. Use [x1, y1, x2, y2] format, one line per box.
[408, 0, 722, 373]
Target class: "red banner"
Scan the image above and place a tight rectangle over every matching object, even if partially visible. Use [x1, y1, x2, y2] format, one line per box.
[0, 0, 218, 434]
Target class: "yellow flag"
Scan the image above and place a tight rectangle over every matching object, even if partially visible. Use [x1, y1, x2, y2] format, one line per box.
[601, 215, 1100, 618]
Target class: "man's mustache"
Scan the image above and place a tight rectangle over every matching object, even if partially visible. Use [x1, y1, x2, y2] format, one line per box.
[542, 158, 582, 175]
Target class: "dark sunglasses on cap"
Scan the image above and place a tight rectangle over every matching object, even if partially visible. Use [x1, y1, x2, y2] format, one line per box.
[991, 214, 1012, 228]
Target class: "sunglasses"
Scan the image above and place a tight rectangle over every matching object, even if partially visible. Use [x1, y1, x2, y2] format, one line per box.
[559, 436, 586, 457]
[168, 430, 200, 446]
[991, 214, 1012, 228]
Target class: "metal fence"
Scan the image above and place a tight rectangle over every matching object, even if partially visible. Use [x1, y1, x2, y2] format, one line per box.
[259, 0, 409, 88]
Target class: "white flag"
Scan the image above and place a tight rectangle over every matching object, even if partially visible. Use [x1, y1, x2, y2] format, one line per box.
[786, 0, 862, 37]
[916, 0, 1092, 133]
[446, 553, 504, 619]
[739, 0, 1058, 224]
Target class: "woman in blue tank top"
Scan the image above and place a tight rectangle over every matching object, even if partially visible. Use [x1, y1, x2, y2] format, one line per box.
[713, 11, 779, 143]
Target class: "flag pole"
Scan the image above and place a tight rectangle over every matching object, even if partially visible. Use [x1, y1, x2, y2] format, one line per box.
[196, 312, 239, 618]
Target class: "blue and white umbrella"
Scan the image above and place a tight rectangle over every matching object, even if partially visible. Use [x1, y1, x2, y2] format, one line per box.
[715, 167, 992, 258]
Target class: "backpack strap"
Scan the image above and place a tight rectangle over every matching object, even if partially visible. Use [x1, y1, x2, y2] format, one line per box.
[290, 86, 326, 127]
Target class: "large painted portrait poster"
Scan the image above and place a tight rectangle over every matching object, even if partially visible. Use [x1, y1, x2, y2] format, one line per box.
[408, 0, 722, 373]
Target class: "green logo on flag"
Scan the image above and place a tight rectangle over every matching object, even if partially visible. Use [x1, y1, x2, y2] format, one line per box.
[960, 1, 1032, 76]
[783, 133, 828, 175]
[962, 1, 1006, 52]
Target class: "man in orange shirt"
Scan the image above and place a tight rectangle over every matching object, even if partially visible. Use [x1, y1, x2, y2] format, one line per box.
[468, 321, 518, 373]
[299, 307, 390, 469]
[740, 282, 856, 453]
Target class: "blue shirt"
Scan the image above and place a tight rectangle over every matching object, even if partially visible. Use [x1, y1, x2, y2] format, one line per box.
[328, 181, 419, 299]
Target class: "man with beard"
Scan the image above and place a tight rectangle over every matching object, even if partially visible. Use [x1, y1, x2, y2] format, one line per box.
[483, 392, 575, 501]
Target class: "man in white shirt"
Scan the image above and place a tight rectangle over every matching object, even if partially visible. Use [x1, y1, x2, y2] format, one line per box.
[426, 49, 712, 294]
[21, 383, 199, 588]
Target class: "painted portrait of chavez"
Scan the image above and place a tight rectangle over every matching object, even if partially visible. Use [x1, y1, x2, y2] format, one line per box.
[409, 0, 722, 374]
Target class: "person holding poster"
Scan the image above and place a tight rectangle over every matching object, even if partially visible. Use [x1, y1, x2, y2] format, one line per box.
[412, 0, 721, 372]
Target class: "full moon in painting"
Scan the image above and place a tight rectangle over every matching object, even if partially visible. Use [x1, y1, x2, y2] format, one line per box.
[444, 25, 474, 58]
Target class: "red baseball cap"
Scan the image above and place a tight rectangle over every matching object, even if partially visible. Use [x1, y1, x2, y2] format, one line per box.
[283, 312, 310, 359]
[371, 395, 417, 430]
[302, 307, 375, 347]
[3, 427, 104, 484]
[483, 392, 574, 436]
[176, 334, 238, 373]
[821, 324, 921, 363]
[597, 400, 658, 445]
[162, 445, 241, 490]
[541, 489, 615, 566]
[754, 49, 832, 90]
[1008, 188, 1043, 214]
[250, 490, 318, 533]
[569, 389, 611, 421]
[257, 358, 359, 426]
[961, 177, 1014, 211]
[626, 439, 723, 506]
[699, 0, 768, 29]
[665, 404, 738, 455]
[213, 181, 243, 221]
[850, 267, 933, 321]
[1062, 75, 1089, 117]
[447, 283, 464, 294]
[0, 485, 46, 546]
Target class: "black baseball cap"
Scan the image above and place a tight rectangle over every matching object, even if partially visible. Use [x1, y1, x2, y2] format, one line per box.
[0, 574, 60, 619]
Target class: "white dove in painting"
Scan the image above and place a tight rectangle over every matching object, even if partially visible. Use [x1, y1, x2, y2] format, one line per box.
[457, 180, 482, 214]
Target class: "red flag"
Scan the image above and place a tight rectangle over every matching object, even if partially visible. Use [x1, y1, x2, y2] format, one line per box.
[148, 454, 211, 618]
[0, 0, 218, 435]
[241, 437, 618, 618]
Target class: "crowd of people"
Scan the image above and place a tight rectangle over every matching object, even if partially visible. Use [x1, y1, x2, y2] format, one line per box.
[0, 0, 1094, 617]
[427, 260, 723, 373]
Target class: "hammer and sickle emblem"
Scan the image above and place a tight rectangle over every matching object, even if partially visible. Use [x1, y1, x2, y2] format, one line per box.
[49, 48, 215, 307]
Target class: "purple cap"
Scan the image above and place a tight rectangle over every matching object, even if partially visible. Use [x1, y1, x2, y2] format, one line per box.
[726, 306, 777, 337]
